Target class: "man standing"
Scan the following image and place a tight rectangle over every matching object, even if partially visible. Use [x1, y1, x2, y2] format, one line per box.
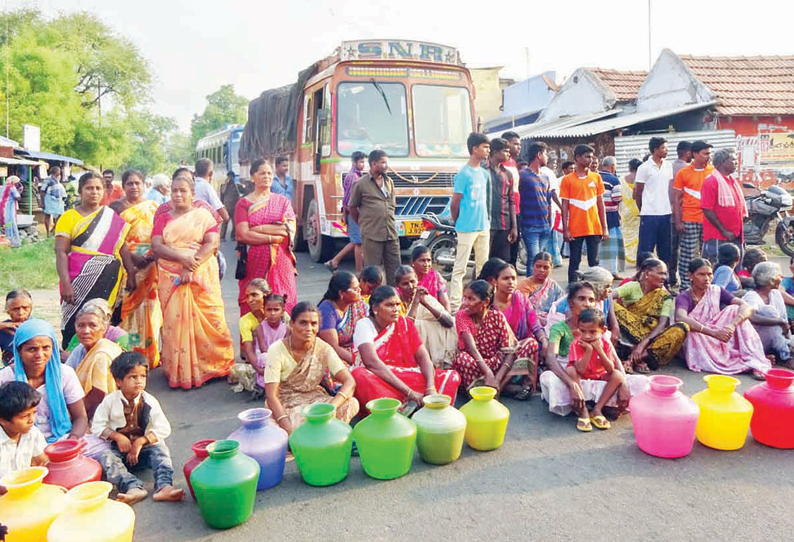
[598, 156, 625, 279]
[673, 140, 714, 289]
[449, 133, 491, 311]
[219, 171, 241, 242]
[560, 144, 608, 284]
[519, 141, 552, 273]
[540, 157, 563, 267]
[349, 150, 400, 285]
[271, 156, 293, 202]
[669, 141, 692, 286]
[701, 149, 745, 264]
[672, 141, 692, 178]
[193, 158, 230, 223]
[487, 138, 517, 261]
[100, 169, 124, 206]
[327, 151, 366, 272]
[501, 131, 522, 265]
[40, 166, 63, 236]
[634, 137, 673, 271]
[146, 173, 170, 205]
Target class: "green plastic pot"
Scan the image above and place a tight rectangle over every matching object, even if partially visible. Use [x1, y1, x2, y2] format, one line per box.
[289, 403, 353, 486]
[352, 397, 417, 480]
[190, 440, 260, 529]
[412, 394, 467, 465]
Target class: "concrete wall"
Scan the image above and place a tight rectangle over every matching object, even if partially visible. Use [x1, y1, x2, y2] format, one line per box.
[539, 68, 616, 123]
[470, 67, 505, 128]
[637, 49, 715, 113]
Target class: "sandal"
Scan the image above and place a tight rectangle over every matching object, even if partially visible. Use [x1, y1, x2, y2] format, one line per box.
[576, 417, 593, 432]
[513, 387, 533, 401]
[634, 362, 650, 374]
[324, 261, 338, 272]
[590, 415, 611, 430]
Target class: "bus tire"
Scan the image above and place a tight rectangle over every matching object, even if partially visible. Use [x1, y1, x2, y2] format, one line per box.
[306, 198, 334, 262]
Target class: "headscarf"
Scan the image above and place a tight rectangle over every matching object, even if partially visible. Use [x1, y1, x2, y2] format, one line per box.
[13, 319, 72, 442]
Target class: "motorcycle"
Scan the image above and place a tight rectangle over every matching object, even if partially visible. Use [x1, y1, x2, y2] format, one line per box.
[411, 211, 527, 280]
[743, 183, 794, 256]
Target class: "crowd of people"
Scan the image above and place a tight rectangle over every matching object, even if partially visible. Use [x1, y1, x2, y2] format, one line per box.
[1, 132, 792, 506]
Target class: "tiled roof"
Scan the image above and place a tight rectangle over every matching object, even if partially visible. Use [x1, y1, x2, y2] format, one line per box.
[679, 54, 794, 116]
[587, 68, 647, 102]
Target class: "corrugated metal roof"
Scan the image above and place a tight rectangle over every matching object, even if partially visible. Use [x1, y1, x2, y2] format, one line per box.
[528, 101, 716, 139]
[613, 129, 736, 179]
[490, 109, 622, 140]
[18, 150, 84, 165]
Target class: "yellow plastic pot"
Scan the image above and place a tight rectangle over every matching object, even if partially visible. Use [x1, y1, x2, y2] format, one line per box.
[47, 481, 135, 542]
[0, 467, 67, 542]
[459, 386, 509, 451]
[692, 375, 753, 451]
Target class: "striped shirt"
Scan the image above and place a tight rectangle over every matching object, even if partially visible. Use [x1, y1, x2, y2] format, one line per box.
[519, 168, 551, 230]
[598, 170, 623, 229]
[488, 164, 514, 231]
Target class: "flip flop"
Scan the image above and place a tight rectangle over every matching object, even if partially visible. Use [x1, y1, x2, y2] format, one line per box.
[576, 417, 593, 432]
[590, 415, 611, 430]
[634, 362, 650, 374]
[324, 261, 338, 272]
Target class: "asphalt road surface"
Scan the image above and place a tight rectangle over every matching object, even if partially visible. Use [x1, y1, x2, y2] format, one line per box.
[129, 242, 794, 541]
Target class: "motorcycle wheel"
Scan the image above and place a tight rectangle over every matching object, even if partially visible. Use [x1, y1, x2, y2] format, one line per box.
[776, 221, 794, 257]
[427, 235, 456, 281]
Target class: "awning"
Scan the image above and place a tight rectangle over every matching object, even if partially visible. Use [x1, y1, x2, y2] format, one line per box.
[0, 156, 43, 166]
[16, 150, 84, 165]
[496, 109, 623, 140]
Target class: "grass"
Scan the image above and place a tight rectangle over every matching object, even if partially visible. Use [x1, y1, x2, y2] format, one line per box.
[0, 238, 60, 292]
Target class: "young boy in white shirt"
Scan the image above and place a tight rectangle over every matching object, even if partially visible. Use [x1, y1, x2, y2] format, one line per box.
[0, 381, 48, 494]
[93, 352, 184, 505]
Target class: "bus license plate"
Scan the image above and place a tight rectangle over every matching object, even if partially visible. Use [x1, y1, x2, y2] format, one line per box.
[403, 220, 424, 236]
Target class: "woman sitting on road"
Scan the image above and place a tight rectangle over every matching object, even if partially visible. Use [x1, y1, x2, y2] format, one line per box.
[452, 280, 535, 396]
[516, 252, 565, 326]
[674, 258, 769, 379]
[352, 286, 460, 410]
[479, 259, 545, 398]
[54, 172, 132, 349]
[410, 245, 451, 311]
[64, 299, 124, 420]
[151, 171, 235, 389]
[265, 302, 359, 434]
[546, 267, 619, 344]
[540, 282, 647, 419]
[0, 289, 33, 366]
[743, 262, 794, 368]
[613, 258, 689, 372]
[711, 243, 742, 293]
[395, 265, 456, 369]
[317, 271, 369, 367]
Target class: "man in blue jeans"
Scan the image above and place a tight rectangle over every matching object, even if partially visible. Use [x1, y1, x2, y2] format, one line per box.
[519, 141, 552, 275]
[634, 137, 673, 271]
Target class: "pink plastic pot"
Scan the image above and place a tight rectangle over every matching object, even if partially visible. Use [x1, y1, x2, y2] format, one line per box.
[629, 375, 700, 458]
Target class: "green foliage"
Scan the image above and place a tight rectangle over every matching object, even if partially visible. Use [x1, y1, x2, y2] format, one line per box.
[0, 238, 59, 292]
[190, 84, 248, 146]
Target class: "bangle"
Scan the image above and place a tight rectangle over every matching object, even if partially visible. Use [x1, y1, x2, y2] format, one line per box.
[276, 414, 288, 423]
[338, 391, 350, 400]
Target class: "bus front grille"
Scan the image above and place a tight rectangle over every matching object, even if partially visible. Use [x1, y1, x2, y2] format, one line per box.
[389, 170, 454, 189]
[396, 196, 450, 217]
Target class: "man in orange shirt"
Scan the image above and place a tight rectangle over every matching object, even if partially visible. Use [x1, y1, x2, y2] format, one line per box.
[560, 144, 609, 284]
[100, 169, 124, 206]
[672, 140, 714, 289]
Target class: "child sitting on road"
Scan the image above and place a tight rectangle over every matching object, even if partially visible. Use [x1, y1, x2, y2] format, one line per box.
[566, 308, 626, 433]
[251, 294, 289, 390]
[737, 248, 767, 290]
[93, 352, 184, 505]
[0, 381, 48, 493]
[359, 265, 384, 304]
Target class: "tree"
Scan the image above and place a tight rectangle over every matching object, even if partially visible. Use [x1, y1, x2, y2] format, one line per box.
[122, 111, 178, 176]
[190, 84, 248, 146]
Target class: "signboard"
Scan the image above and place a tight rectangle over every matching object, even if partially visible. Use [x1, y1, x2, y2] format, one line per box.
[340, 40, 459, 65]
[759, 131, 794, 168]
[23, 124, 40, 152]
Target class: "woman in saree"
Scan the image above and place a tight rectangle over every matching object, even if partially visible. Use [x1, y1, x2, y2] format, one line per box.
[352, 286, 460, 409]
[317, 271, 368, 366]
[63, 301, 123, 420]
[410, 245, 450, 311]
[265, 302, 359, 433]
[235, 158, 297, 316]
[478, 259, 545, 398]
[395, 265, 456, 369]
[110, 170, 163, 369]
[516, 252, 564, 326]
[675, 258, 769, 379]
[151, 173, 234, 389]
[620, 158, 642, 266]
[614, 258, 689, 372]
[1, 175, 21, 248]
[540, 282, 645, 422]
[743, 262, 794, 368]
[55, 172, 133, 349]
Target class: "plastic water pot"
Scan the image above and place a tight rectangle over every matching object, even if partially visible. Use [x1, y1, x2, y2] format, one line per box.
[692, 375, 753, 451]
[352, 398, 417, 480]
[744, 368, 794, 448]
[47, 481, 135, 542]
[289, 403, 353, 486]
[459, 386, 509, 451]
[412, 394, 467, 465]
[0, 467, 68, 542]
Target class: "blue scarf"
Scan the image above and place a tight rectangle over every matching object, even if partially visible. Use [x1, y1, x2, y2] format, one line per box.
[13, 319, 72, 442]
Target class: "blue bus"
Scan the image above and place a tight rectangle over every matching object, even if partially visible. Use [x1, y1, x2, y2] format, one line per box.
[195, 124, 244, 190]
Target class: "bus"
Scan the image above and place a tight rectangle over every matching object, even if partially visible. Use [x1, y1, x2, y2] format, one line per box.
[239, 39, 476, 262]
[195, 124, 244, 189]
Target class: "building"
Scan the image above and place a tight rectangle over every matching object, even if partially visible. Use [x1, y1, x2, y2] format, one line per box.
[469, 66, 515, 131]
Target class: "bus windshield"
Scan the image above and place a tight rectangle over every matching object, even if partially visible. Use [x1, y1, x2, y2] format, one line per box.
[230, 130, 242, 171]
[412, 85, 471, 158]
[337, 82, 409, 157]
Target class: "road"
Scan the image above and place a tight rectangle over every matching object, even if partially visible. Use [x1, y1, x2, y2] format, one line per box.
[129, 241, 794, 541]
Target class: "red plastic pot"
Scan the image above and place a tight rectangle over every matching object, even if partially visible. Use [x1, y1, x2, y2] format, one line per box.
[744, 368, 794, 449]
[183, 439, 215, 500]
[42, 439, 102, 490]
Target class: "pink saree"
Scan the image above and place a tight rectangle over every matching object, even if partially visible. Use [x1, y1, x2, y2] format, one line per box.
[686, 285, 770, 374]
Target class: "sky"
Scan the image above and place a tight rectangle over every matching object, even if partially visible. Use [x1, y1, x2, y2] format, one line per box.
[21, 0, 794, 131]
